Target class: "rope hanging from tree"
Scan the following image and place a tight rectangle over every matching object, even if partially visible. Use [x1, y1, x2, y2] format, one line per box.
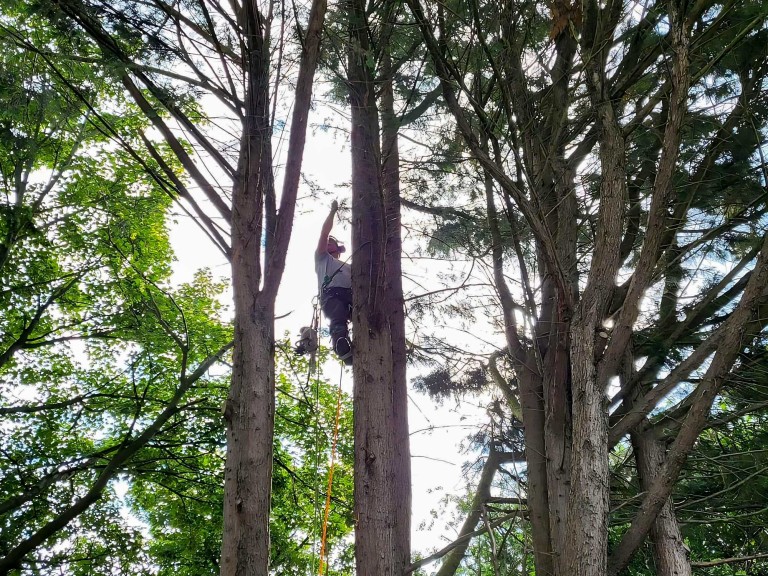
[318, 364, 345, 575]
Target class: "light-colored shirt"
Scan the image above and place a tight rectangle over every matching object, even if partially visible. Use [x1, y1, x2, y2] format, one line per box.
[315, 251, 352, 292]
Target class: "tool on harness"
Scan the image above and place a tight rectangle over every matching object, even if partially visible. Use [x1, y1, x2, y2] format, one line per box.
[294, 325, 319, 356]
[295, 301, 321, 368]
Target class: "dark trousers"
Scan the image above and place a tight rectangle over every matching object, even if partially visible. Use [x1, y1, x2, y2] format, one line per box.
[321, 287, 352, 345]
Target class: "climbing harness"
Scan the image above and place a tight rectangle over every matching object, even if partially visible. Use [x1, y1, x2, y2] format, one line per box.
[317, 249, 355, 365]
[320, 250, 352, 292]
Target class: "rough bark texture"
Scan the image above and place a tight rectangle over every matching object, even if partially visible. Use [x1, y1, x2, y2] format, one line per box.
[381, 41, 413, 576]
[222, 301, 275, 576]
[562, 22, 628, 570]
[631, 430, 692, 576]
[348, 1, 411, 574]
[220, 0, 327, 573]
[221, 19, 275, 565]
[564, 317, 609, 576]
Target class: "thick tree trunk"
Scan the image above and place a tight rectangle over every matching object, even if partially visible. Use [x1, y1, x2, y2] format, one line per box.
[220, 3, 275, 566]
[221, 299, 275, 576]
[381, 43, 413, 576]
[632, 430, 692, 576]
[348, 2, 411, 574]
[222, 64, 275, 573]
[563, 28, 627, 569]
[219, 0, 327, 571]
[565, 317, 610, 576]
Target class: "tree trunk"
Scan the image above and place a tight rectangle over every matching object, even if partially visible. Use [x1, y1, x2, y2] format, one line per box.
[381, 36, 413, 576]
[221, 306, 274, 576]
[222, 123, 275, 576]
[632, 429, 692, 576]
[348, 1, 411, 573]
[565, 316, 609, 576]
[220, 1, 275, 568]
[220, 0, 327, 571]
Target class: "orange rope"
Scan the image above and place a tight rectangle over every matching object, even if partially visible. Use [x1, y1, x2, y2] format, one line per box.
[318, 368, 344, 575]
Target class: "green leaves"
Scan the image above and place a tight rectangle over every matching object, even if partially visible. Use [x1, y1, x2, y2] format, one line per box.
[0, 13, 231, 570]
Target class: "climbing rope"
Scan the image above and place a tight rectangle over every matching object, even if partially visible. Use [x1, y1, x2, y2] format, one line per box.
[307, 297, 324, 576]
[318, 364, 345, 575]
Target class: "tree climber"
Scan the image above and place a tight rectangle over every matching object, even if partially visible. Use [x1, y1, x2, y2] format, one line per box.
[316, 200, 353, 365]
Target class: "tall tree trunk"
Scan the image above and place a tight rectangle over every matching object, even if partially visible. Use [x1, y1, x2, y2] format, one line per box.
[348, 1, 411, 573]
[221, 34, 275, 568]
[564, 12, 628, 566]
[381, 36, 413, 576]
[221, 0, 327, 572]
[222, 298, 275, 576]
[631, 429, 692, 576]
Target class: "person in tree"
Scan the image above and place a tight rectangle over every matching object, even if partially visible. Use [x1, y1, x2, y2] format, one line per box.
[316, 200, 352, 364]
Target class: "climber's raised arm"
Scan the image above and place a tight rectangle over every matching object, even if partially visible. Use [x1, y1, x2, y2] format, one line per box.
[316, 200, 338, 257]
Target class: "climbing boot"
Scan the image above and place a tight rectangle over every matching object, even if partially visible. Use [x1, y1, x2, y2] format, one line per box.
[334, 336, 353, 365]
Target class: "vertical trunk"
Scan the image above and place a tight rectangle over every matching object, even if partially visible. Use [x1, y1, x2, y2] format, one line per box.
[221, 2, 275, 572]
[631, 430, 692, 576]
[542, 120, 578, 574]
[564, 28, 627, 571]
[222, 116, 275, 575]
[348, 1, 411, 574]
[542, 321, 572, 573]
[220, 0, 328, 569]
[538, 257, 573, 573]
[381, 40, 412, 575]
[565, 313, 609, 576]
[222, 294, 275, 576]
[518, 374, 556, 576]
[486, 171, 554, 576]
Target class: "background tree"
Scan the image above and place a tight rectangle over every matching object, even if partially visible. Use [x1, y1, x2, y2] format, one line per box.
[396, 0, 768, 574]
[342, 0, 434, 570]
[0, 21, 233, 572]
[0, 2, 365, 574]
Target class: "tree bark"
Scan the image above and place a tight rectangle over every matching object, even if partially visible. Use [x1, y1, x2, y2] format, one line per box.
[381, 34, 413, 576]
[220, 0, 327, 572]
[220, 2, 275, 571]
[563, 3, 629, 567]
[348, 1, 411, 574]
[631, 429, 692, 576]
